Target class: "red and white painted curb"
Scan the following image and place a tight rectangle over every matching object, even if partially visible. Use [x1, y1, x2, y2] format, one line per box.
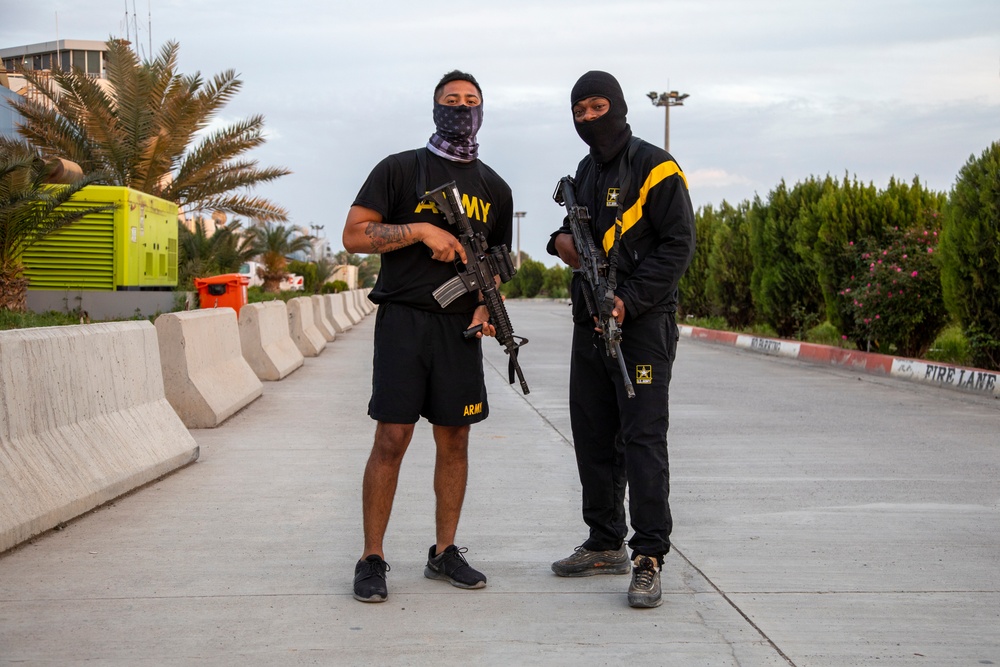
[679, 325, 1000, 400]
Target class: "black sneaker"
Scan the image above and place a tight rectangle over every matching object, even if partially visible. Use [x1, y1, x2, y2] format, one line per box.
[551, 544, 630, 577]
[423, 544, 487, 589]
[353, 554, 390, 603]
[627, 555, 662, 608]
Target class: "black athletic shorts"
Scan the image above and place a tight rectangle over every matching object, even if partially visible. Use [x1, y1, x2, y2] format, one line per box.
[368, 302, 489, 426]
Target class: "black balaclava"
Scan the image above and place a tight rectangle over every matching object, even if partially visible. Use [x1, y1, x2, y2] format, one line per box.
[571, 70, 632, 164]
[427, 71, 483, 163]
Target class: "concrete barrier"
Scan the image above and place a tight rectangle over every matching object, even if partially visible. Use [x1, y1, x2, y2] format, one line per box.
[238, 301, 304, 381]
[679, 324, 1000, 399]
[287, 297, 326, 357]
[155, 309, 263, 428]
[352, 289, 372, 316]
[311, 295, 337, 342]
[342, 291, 362, 324]
[324, 294, 353, 333]
[0, 322, 199, 554]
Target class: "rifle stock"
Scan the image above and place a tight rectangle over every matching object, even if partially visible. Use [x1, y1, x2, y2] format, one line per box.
[423, 182, 529, 395]
[553, 176, 635, 399]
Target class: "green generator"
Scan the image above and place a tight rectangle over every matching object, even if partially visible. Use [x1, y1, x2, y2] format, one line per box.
[24, 185, 179, 291]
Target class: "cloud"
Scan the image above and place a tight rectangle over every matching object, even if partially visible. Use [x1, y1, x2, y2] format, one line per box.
[687, 168, 752, 190]
[2, 0, 998, 266]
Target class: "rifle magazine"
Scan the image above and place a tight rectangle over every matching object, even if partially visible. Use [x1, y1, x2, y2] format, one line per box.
[432, 275, 472, 307]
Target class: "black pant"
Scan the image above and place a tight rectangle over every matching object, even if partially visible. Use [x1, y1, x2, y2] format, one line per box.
[568, 311, 677, 560]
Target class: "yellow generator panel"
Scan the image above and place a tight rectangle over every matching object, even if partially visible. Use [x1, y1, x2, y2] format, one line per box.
[24, 185, 179, 291]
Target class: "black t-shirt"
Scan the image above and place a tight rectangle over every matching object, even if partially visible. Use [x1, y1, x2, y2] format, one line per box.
[353, 149, 513, 313]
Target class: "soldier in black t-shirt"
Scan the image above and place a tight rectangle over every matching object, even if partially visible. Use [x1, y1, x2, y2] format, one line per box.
[342, 70, 513, 603]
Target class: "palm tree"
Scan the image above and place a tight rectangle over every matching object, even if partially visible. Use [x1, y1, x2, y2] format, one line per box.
[0, 139, 112, 311]
[246, 222, 313, 293]
[332, 249, 381, 288]
[9, 38, 291, 222]
[314, 257, 336, 292]
[177, 217, 256, 289]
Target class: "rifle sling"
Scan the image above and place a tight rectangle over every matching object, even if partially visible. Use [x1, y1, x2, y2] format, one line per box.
[608, 137, 642, 291]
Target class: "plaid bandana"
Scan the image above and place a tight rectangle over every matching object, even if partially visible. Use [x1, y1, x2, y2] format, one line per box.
[427, 102, 482, 163]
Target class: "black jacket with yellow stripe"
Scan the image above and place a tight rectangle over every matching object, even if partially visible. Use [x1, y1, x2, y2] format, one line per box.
[549, 136, 696, 325]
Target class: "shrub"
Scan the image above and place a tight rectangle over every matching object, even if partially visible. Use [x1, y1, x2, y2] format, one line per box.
[503, 256, 545, 298]
[288, 260, 318, 294]
[706, 200, 755, 328]
[677, 204, 719, 318]
[924, 323, 970, 366]
[322, 280, 348, 294]
[838, 223, 947, 357]
[749, 180, 826, 338]
[541, 264, 572, 298]
[939, 141, 1000, 370]
[812, 176, 946, 337]
[804, 320, 847, 347]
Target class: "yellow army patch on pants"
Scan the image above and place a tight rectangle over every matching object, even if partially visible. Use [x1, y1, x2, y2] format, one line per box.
[635, 365, 652, 385]
[463, 402, 483, 417]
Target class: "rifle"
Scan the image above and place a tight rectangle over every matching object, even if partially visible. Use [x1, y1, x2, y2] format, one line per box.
[422, 181, 530, 395]
[553, 176, 635, 399]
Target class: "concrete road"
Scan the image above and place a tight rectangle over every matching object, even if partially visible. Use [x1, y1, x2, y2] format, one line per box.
[1, 300, 998, 666]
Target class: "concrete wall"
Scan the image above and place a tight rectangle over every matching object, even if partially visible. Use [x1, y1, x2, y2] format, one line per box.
[287, 297, 326, 357]
[155, 310, 263, 428]
[238, 301, 304, 381]
[0, 322, 199, 553]
[26, 290, 189, 320]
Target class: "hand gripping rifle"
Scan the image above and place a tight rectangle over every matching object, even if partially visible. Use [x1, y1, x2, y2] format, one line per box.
[553, 176, 635, 398]
[422, 181, 529, 395]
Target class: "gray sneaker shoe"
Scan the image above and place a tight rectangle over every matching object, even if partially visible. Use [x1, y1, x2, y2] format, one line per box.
[551, 544, 630, 577]
[627, 555, 662, 608]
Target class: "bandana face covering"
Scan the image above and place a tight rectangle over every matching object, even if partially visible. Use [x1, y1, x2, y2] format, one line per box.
[427, 102, 483, 163]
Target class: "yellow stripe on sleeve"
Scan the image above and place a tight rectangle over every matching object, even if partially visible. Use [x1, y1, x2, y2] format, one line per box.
[602, 161, 689, 253]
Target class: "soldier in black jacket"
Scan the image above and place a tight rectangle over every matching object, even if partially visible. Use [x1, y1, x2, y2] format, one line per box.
[547, 70, 695, 608]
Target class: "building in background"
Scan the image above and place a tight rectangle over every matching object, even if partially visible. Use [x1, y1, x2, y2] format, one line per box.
[0, 84, 24, 140]
[1, 40, 110, 140]
[0, 39, 109, 81]
[331, 264, 358, 290]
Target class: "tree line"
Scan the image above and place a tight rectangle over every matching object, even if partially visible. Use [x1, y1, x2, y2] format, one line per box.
[678, 144, 1000, 371]
[2, 38, 997, 371]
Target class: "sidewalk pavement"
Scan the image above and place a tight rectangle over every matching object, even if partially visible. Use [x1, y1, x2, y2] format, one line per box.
[1, 299, 998, 666]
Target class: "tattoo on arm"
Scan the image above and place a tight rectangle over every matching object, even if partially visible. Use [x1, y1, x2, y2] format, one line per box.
[364, 221, 416, 253]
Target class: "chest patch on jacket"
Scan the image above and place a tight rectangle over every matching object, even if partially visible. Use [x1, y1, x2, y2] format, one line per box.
[606, 188, 619, 207]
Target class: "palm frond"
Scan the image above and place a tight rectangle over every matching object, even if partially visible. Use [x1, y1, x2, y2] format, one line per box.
[12, 37, 289, 227]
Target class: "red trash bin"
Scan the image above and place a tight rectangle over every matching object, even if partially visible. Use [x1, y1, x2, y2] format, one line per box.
[194, 273, 250, 315]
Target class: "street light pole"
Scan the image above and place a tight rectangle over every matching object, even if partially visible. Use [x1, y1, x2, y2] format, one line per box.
[309, 224, 325, 261]
[513, 211, 526, 269]
[647, 90, 689, 153]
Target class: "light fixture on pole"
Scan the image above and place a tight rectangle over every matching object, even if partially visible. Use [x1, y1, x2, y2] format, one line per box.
[513, 211, 526, 269]
[309, 223, 325, 260]
[647, 90, 689, 153]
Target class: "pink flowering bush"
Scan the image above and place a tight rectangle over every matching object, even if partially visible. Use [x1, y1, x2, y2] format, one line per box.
[837, 221, 947, 357]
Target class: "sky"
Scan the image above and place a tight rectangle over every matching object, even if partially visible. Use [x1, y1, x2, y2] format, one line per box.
[3, 0, 999, 266]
